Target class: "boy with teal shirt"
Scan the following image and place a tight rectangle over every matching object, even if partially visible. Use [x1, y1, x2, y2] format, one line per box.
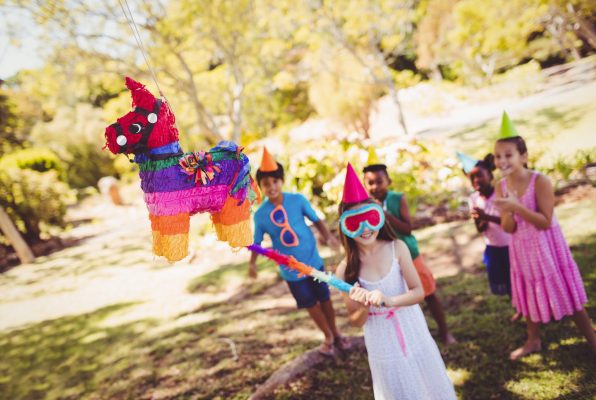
[248, 148, 349, 355]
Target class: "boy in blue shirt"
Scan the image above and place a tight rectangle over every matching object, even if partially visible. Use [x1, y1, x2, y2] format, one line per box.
[248, 148, 348, 356]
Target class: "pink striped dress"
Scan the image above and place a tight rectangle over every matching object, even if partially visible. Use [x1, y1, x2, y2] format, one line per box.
[501, 172, 587, 323]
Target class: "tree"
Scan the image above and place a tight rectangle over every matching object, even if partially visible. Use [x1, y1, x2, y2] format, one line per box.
[305, 0, 418, 135]
[447, 0, 547, 82]
[415, 0, 459, 81]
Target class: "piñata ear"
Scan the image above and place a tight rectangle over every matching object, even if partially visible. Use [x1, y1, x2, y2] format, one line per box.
[125, 77, 154, 109]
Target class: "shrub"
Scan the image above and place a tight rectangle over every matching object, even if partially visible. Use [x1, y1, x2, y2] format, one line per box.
[30, 104, 120, 188]
[286, 137, 465, 224]
[0, 152, 75, 242]
[0, 147, 64, 176]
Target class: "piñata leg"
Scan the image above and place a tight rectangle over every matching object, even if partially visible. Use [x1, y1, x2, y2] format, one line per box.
[149, 212, 190, 262]
[211, 195, 252, 247]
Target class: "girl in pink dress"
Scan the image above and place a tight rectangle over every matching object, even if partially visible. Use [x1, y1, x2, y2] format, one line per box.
[494, 135, 596, 360]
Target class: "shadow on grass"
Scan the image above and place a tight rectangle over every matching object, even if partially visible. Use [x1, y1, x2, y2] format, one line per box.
[269, 235, 596, 400]
[0, 302, 158, 400]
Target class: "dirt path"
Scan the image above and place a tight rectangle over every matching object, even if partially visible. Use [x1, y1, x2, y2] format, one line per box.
[0, 196, 249, 332]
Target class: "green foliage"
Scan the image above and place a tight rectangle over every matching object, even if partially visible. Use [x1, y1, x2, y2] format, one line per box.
[30, 104, 120, 188]
[448, 0, 547, 83]
[0, 147, 63, 175]
[308, 50, 384, 137]
[287, 137, 465, 223]
[0, 167, 75, 241]
[539, 148, 595, 187]
[0, 90, 22, 155]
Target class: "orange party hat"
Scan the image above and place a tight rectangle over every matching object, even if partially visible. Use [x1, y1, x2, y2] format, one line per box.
[259, 147, 278, 172]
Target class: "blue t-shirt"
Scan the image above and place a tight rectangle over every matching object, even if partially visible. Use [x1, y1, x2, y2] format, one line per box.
[253, 192, 324, 281]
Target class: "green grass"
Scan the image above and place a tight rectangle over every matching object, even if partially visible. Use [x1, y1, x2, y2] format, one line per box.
[273, 234, 596, 400]
[1, 203, 594, 399]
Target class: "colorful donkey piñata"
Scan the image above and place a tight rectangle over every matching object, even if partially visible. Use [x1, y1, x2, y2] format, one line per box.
[104, 77, 258, 262]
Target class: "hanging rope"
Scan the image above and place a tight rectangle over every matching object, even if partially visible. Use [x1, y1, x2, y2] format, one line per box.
[117, 0, 164, 98]
[117, 0, 185, 137]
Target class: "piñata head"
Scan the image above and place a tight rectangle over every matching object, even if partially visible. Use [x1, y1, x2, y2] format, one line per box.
[104, 77, 179, 155]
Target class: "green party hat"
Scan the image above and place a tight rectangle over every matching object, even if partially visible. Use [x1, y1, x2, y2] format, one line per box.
[499, 111, 519, 138]
[366, 146, 381, 165]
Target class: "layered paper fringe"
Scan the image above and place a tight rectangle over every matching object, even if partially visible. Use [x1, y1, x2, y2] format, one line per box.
[145, 185, 228, 216]
[150, 213, 190, 235]
[139, 157, 179, 172]
[211, 196, 250, 225]
[212, 219, 252, 247]
[152, 231, 189, 262]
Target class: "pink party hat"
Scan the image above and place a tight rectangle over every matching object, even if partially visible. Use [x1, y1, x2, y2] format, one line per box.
[342, 163, 370, 204]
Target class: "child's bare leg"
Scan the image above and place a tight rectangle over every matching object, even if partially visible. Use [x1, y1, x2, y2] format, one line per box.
[510, 319, 541, 360]
[320, 299, 340, 338]
[307, 303, 334, 353]
[510, 311, 522, 322]
[425, 293, 457, 345]
[571, 309, 596, 354]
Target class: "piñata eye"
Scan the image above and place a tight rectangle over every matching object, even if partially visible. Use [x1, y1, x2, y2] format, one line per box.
[129, 123, 143, 134]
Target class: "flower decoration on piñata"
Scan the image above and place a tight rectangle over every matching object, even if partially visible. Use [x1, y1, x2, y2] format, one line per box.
[179, 151, 222, 186]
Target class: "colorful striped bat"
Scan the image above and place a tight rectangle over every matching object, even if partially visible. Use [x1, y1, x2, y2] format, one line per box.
[247, 244, 353, 293]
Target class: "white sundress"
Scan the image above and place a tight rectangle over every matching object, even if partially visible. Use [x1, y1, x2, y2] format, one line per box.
[359, 242, 456, 400]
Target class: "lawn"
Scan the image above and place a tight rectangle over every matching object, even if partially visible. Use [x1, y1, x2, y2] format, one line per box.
[0, 199, 594, 400]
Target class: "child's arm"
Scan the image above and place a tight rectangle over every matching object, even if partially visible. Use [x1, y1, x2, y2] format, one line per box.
[336, 260, 369, 327]
[248, 251, 258, 278]
[471, 208, 489, 233]
[384, 197, 412, 235]
[366, 240, 424, 307]
[313, 220, 341, 251]
[495, 181, 516, 233]
[496, 174, 554, 231]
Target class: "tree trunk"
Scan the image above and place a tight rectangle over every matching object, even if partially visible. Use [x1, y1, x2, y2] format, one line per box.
[230, 65, 245, 143]
[566, 4, 596, 49]
[0, 206, 35, 264]
[172, 51, 226, 144]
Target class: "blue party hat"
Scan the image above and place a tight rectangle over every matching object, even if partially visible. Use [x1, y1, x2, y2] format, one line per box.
[456, 151, 478, 174]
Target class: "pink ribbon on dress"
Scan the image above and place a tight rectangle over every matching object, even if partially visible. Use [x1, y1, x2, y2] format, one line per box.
[369, 307, 407, 357]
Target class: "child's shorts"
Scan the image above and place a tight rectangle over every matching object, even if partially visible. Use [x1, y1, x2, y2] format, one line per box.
[412, 255, 437, 297]
[287, 276, 331, 309]
[483, 245, 511, 296]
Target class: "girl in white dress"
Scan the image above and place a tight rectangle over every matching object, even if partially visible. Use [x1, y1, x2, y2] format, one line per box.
[335, 163, 456, 400]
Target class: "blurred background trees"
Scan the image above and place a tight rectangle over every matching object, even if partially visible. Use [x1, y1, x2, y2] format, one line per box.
[1, 0, 594, 243]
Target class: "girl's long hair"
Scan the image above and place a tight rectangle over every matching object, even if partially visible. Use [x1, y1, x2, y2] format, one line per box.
[338, 199, 397, 284]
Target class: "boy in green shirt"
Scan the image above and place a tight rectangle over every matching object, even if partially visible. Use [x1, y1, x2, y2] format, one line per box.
[363, 163, 456, 345]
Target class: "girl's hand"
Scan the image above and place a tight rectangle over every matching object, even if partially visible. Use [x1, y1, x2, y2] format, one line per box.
[365, 290, 386, 307]
[494, 193, 520, 213]
[349, 282, 369, 305]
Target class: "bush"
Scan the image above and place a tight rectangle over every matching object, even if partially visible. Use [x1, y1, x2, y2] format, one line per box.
[30, 104, 120, 188]
[0, 159, 75, 242]
[0, 147, 64, 176]
[537, 148, 596, 189]
[286, 137, 466, 224]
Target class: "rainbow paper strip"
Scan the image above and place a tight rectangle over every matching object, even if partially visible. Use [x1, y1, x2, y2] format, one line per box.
[247, 244, 353, 293]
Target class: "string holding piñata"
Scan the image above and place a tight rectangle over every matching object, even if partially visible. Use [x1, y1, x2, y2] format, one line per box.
[104, 77, 259, 262]
[247, 244, 353, 293]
